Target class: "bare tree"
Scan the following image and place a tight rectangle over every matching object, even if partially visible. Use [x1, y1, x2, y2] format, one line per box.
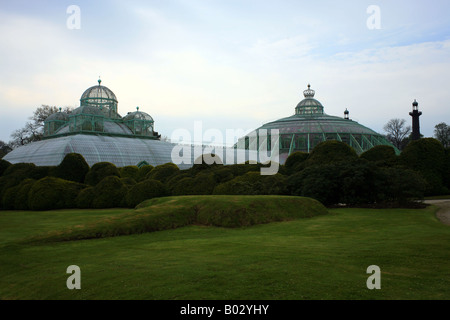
[383, 118, 411, 150]
[9, 105, 74, 148]
[434, 122, 450, 148]
[0, 140, 12, 158]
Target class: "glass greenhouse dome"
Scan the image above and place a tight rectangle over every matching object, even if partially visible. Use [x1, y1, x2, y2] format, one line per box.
[6, 80, 170, 168]
[238, 84, 398, 164]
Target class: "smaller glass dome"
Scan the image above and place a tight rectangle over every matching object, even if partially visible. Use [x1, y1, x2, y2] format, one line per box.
[123, 107, 154, 122]
[43, 109, 69, 137]
[124, 107, 155, 137]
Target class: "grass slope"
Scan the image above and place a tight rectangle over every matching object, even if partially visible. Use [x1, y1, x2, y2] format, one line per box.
[0, 197, 449, 300]
[22, 195, 327, 243]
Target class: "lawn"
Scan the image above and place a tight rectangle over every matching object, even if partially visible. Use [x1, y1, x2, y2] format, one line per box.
[0, 196, 449, 300]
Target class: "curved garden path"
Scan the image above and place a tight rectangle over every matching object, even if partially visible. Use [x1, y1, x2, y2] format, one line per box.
[424, 200, 450, 226]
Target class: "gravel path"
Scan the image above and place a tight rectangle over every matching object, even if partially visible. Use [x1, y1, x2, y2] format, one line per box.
[424, 200, 450, 226]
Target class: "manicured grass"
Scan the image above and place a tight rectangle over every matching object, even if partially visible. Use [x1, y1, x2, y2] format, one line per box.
[0, 197, 449, 300]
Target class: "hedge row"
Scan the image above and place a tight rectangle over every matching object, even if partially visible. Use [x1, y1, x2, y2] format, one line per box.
[0, 138, 448, 210]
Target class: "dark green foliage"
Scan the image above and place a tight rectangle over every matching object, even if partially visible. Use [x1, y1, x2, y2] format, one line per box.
[400, 138, 446, 195]
[36, 195, 327, 242]
[28, 177, 86, 210]
[125, 179, 169, 208]
[360, 145, 397, 166]
[287, 159, 426, 206]
[13, 179, 36, 210]
[145, 163, 180, 183]
[284, 151, 309, 174]
[92, 176, 128, 208]
[84, 162, 120, 186]
[0, 159, 11, 177]
[0, 163, 49, 202]
[444, 148, 450, 190]
[377, 167, 426, 205]
[306, 140, 358, 166]
[55, 153, 90, 183]
[119, 166, 139, 181]
[210, 167, 234, 183]
[226, 163, 262, 177]
[213, 172, 287, 195]
[120, 177, 137, 186]
[2, 185, 21, 210]
[75, 186, 95, 209]
[136, 165, 154, 182]
[171, 173, 217, 196]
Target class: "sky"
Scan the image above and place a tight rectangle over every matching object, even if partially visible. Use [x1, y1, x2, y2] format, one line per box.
[0, 0, 449, 145]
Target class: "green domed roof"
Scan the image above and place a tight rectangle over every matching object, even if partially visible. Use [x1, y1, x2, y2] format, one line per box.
[240, 84, 398, 161]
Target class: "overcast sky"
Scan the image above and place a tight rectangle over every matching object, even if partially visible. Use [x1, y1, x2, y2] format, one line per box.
[1, 0, 449, 144]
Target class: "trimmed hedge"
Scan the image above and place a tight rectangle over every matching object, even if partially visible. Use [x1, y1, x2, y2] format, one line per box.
[75, 186, 96, 209]
[145, 163, 180, 183]
[213, 171, 287, 195]
[360, 145, 397, 166]
[136, 165, 154, 182]
[400, 138, 447, 195]
[284, 151, 309, 174]
[92, 176, 128, 208]
[119, 166, 140, 181]
[125, 179, 169, 208]
[0, 163, 49, 204]
[287, 159, 426, 206]
[28, 177, 86, 210]
[306, 140, 358, 166]
[55, 153, 90, 183]
[171, 173, 217, 196]
[84, 162, 120, 186]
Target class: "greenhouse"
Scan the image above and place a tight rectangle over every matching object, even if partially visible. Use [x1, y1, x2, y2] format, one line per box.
[237, 84, 398, 164]
[4, 80, 191, 168]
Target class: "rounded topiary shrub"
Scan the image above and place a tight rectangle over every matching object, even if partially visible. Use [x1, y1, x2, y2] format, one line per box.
[0, 163, 46, 200]
[92, 176, 128, 208]
[2, 185, 20, 209]
[84, 162, 120, 186]
[55, 153, 90, 183]
[28, 177, 86, 210]
[284, 151, 309, 174]
[125, 179, 168, 208]
[136, 165, 154, 182]
[13, 179, 36, 210]
[400, 138, 446, 195]
[306, 140, 358, 166]
[120, 166, 140, 181]
[75, 186, 96, 209]
[360, 145, 397, 166]
[120, 177, 137, 186]
[145, 163, 180, 183]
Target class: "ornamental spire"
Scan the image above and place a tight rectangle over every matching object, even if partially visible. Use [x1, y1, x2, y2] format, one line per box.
[303, 83, 315, 98]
